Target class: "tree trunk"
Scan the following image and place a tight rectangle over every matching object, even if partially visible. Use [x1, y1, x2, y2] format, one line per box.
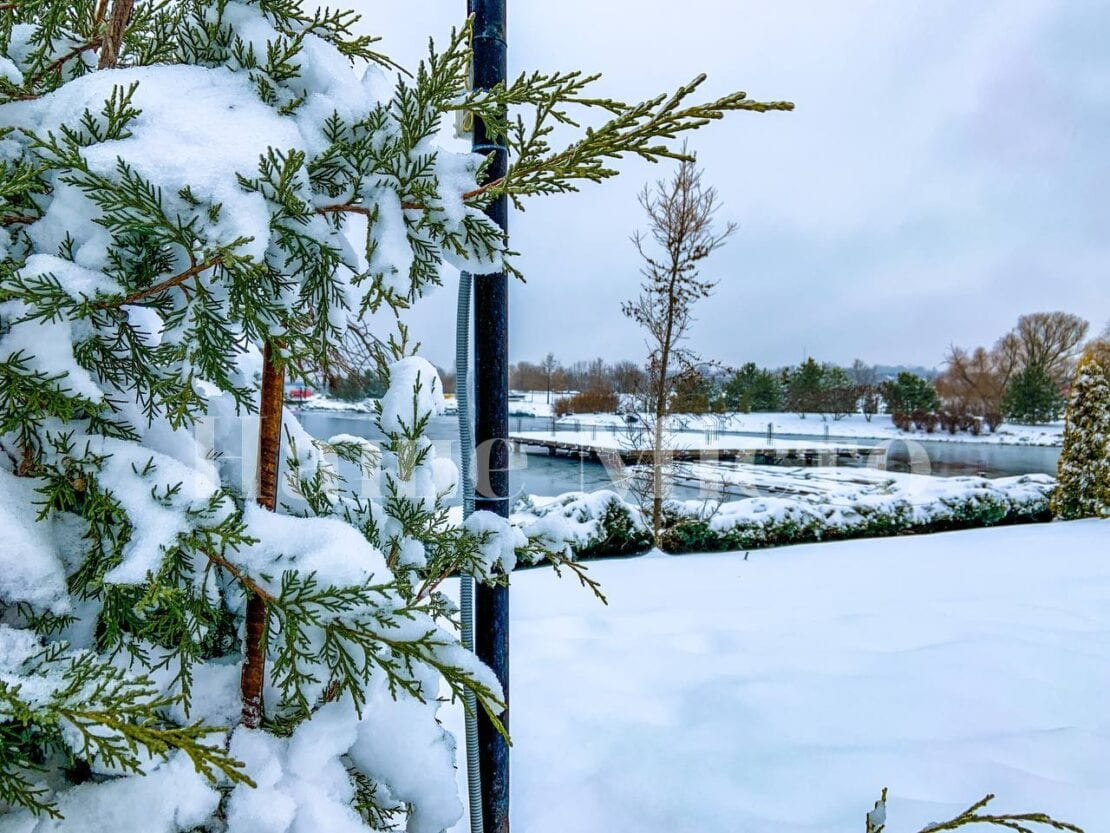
[97, 0, 134, 69]
[651, 343, 671, 544]
[651, 272, 680, 545]
[651, 404, 665, 543]
[240, 340, 284, 728]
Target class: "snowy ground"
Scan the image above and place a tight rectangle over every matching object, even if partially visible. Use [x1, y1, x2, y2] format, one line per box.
[447, 520, 1110, 832]
[508, 390, 558, 418]
[292, 390, 557, 416]
[292, 394, 375, 413]
[556, 412, 1065, 447]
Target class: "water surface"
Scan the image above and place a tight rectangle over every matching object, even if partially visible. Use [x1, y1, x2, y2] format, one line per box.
[296, 411, 1059, 504]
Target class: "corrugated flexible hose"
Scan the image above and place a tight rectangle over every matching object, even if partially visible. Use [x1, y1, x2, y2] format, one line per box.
[456, 270, 483, 833]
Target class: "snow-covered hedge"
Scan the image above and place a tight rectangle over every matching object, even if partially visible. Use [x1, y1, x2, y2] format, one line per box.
[662, 474, 1054, 554]
[513, 476, 1056, 558]
[513, 490, 653, 559]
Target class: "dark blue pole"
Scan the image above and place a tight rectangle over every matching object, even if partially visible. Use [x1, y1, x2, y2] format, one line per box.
[469, 1, 510, 832]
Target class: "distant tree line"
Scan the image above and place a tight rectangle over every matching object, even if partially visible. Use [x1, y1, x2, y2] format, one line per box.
[510, 354, 645, 404]
[514, 310, 1101, 428]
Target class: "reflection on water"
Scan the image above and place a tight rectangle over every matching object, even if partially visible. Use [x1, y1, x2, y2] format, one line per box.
[883, 438, 1059, 478]
[295, 411, 1059, 503]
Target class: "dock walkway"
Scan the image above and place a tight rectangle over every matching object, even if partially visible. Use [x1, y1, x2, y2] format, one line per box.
[510, 429, 884, 467]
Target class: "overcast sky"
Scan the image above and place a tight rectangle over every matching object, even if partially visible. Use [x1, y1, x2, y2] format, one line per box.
[353, 0, 1110, 371]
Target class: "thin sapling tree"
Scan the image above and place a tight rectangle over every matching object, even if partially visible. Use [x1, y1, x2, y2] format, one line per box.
[622, 148, 735, 542]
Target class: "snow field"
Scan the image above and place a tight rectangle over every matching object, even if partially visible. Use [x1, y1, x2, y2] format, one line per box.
[447, 520, 1110, 832]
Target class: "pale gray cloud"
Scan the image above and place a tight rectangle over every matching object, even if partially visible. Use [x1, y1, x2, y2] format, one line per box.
[353, 0, 1110, 370]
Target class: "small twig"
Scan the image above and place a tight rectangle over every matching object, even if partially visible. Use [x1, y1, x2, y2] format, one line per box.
[0, 214, 38, 226]
[414, 571, 448, 603]
[316, 203, 371, 218]
[315, 178, 502, 219]
[870, 790, 1085, 833]
[546, 552, 608, 604]
[203, 548, 275, 605]
[103, 256, 222, 307]
[317, 200, 416, 217]
[459, 178, 499, 204]
[914, 793, 1085, 833]
[37, 39, 101, 84]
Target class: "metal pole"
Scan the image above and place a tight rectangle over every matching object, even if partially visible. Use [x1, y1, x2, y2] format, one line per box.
[469, 1, 510, 831]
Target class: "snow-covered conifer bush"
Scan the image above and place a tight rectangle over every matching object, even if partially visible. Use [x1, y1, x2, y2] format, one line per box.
[0, 1, 790, 829]
[1053, 351, 1110, 520]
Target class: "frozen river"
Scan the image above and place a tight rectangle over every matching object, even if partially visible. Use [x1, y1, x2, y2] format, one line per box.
[296, 411, 1059, 503]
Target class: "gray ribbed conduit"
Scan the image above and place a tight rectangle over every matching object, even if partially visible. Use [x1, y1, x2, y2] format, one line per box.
[455, 270, 483, 833]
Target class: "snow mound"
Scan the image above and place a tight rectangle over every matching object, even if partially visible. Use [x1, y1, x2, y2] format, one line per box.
[0, 470, 68, 612]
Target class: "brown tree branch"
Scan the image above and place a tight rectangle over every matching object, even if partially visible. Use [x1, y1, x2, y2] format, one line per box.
[1, 214, 38, 226]
[204, 548, 276, 605]
[104, 256, 222, 307]
[35, 39, 101, 85]
[10, 0, 116, 93]
[92, 0, 111, 29]
[315, 179, 500, 219]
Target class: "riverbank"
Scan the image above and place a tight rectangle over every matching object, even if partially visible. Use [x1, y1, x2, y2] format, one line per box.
[510, 472, 1055, 558]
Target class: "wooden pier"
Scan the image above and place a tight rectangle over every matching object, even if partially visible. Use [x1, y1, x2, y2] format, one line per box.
[509, 432, 884, 468]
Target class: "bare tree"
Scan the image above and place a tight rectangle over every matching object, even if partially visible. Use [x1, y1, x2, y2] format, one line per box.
[510, 360, 545, 391]
[937, 311, 1088, 425]
[610, 360, 647, 399]
[311, 318, 388, 396]
[587, 356, 608, 389]
[541, 352, 559, 403]
[936, 345, 1011, 417]
[848, 359, 877, 388]
[849, 359, 880, 422]
[622, 149, 735, 542]
[1006, 311, 1089, 386]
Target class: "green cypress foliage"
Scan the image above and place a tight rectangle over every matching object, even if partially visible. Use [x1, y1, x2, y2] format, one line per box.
[880, 371, 940, 415]
[1053, 353, 1110, 519]
[1003, 362, 1065, 424]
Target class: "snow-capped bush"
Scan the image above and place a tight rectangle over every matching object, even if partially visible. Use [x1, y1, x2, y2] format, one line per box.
[513, 490, 652, 559]
[508, 477, 1054, 560]
[1053, 352, 1110, 519]
[659, 475, 1054, 554]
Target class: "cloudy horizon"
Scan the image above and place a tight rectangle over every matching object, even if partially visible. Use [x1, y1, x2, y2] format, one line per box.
[355, 0, 1110, 372]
